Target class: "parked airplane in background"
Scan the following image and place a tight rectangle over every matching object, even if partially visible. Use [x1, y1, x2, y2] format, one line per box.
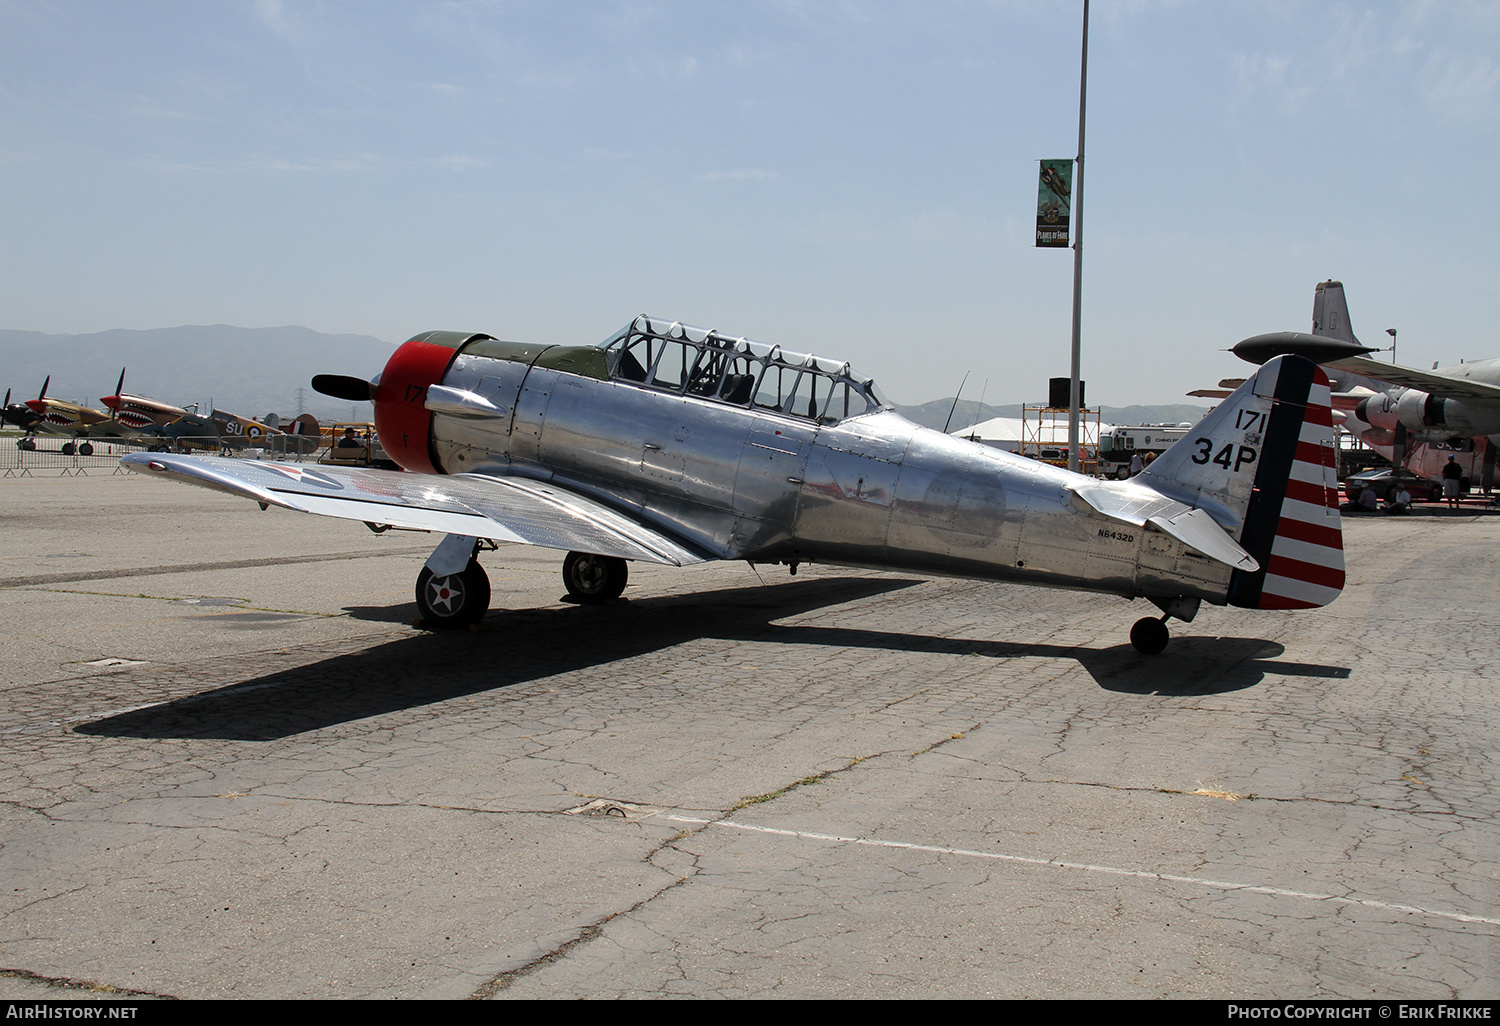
[7, 370, 322, 455]
[2, 388, 44, 438]
[210, 409, 321, 455]
[10, 370, 221, 453]
[1234, 280, 1497, 489]
[98, 381, 220, 451]
[124, 316, 1344, 653]
[15, 375, 116, 453]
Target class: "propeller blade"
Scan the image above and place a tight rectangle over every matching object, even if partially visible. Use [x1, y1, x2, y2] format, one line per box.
[38, 376, 49, 402]
[108, 367, 127, 423]
[312, 374, 376, 402]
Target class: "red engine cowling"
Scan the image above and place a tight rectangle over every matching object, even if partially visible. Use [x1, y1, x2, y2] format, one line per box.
[373, 332, 491, 473]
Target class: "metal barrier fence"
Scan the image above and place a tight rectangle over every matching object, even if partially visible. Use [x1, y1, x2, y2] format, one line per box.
[1, 434, 314, 478]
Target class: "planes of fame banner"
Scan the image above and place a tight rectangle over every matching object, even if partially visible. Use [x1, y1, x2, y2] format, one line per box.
[1035, 158, 1073, 248]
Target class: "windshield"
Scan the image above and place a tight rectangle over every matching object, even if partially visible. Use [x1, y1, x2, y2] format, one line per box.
[599, 315, 885, 423]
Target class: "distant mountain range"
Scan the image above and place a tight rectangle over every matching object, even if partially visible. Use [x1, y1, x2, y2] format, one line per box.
[1, 325, 1209, 429]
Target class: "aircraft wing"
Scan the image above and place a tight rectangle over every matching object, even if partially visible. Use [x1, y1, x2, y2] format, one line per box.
[121, 452, 710, 567]
[1325, 355, 1500, 402]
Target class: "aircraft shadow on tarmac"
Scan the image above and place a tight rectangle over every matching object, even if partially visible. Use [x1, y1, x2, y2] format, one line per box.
[76, 577, 1350, 741]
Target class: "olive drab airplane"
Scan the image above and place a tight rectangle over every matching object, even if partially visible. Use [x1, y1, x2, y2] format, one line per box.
[122, 316, 1345, 653]
[1234, 280, 1499, 490]
[210, 409, 322, 455]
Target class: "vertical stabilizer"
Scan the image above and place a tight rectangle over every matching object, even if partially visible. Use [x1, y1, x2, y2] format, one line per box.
[1311, 279, 1359, 343]
[1141, 355, 1343, 609]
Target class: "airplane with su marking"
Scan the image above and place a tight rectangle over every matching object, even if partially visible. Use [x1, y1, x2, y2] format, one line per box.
[209, 409, 322, 455]
[123, 315, 1345, 653]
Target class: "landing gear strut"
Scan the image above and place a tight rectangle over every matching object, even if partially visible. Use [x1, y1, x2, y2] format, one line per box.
[562, 551, 628, 603]
[1131, 595, 1198, 654]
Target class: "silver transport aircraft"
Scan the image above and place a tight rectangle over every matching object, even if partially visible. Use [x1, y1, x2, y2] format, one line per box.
[122, 316, 1345, 654]
[1235, 279, 1500, 488]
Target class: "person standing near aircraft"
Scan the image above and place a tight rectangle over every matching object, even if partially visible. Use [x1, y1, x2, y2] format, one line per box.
[1442, 456, 1463, 508]
[1129, 451, 1144, 477]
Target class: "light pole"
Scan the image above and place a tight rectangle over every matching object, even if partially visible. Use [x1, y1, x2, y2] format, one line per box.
[1067, 0, 1089, 474]
[1386, 327, 1397, 364]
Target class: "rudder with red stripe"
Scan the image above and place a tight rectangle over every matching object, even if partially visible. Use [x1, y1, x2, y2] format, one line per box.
[1139, 354, 1344, 610]
[1225, 356, 1344, 609]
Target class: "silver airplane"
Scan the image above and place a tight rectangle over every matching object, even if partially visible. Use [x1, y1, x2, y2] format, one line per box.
[1235, 279, 1500, 488]
[122, 315, 1345, 653]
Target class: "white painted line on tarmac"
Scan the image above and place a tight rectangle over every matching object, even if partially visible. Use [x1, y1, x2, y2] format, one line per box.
[663, 814, 1500, 928]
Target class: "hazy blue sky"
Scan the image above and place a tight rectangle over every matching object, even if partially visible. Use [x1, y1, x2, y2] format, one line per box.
[2, 1, 1496, 405]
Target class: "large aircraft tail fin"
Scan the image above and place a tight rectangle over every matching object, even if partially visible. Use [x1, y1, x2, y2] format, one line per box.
[1140, 355, 1344, 609]
[1311, 279, 1359, 343]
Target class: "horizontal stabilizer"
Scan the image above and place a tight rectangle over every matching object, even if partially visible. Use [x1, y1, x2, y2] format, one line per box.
[1068, 483, 1257, 572]
[1147, 506, 1258, 572]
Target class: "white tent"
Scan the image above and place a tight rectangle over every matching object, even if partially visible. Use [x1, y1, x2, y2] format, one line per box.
[951, 416, 1115, 454]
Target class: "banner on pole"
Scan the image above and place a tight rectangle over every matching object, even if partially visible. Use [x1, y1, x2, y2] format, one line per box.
[1035, 159, 1073, 248]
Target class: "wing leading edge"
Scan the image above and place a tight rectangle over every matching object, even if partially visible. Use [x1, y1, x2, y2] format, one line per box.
[120, 452, 709, 567]
[1326, 355, 1500, 402]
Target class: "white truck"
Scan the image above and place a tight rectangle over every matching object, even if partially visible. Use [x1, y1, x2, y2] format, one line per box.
[1096, 424, 1191, 479]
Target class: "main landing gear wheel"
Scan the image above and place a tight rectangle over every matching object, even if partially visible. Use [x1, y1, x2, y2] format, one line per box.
[562, 551, 628, 603]
[78, 442, 94, 456]
[1130, 616, 1170, 655]
[416, 560, 491, 629]
[61, 442, 76, 455]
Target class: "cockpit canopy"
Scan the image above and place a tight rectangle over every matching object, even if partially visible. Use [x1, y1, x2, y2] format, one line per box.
[599, 315, 886, 423]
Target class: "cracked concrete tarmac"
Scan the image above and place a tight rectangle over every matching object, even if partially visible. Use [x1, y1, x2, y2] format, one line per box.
[0, 474, 1496, 998]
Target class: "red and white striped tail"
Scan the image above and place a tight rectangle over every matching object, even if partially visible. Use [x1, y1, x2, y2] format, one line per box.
[1228, 359, 1345, 610]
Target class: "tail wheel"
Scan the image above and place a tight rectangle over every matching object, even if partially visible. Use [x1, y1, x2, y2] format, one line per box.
[1130, 617, 1170, 655]
[562, 552, 628, 603]
[416, 560, 490, 629]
